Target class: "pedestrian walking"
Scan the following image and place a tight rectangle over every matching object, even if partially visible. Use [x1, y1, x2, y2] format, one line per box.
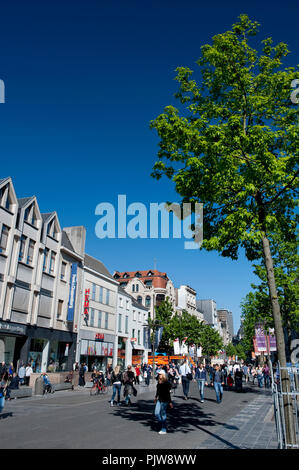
[179, 359, 192, 400]
[0, 373, 8, 413]
[154, 370, 173, 435]
[195, 363, 208, 403]
[8, 362, 14, 378]
[110, 365, 122, 406]
[211, 364, 225, 403]
[122, 365, 136, 406]
[78, 363, 86, 387]
[135, 365, 141, 385]
[242, 364, 249, 383]
[25, 364, 33, 386]
[144, 364, 151, 386]
[0, 361, 7, 377]
[106, 365, 113, 386]
[18, 363, 26, 385]
[257, 366, 264, 388]
[251, 366, 257, 385]
[235, 368, 243, 392]
[263, 363, 271, 388]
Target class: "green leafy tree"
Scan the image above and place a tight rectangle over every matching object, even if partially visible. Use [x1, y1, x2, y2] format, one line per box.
[150, 14, 298, 444]
[225, 342, 237, 358]
[200, 323, 223, 357]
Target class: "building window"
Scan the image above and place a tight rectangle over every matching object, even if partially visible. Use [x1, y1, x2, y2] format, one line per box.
[18, 235, 26, 261]
[135, 272, 141, 278]
[106, 289, 110, 305]
[145, 295, 151, 307]
[0, 224, 9, 253]
[120, 282, 128, 287]
[133, 310, 136, 321]
[132, 329, 135, 340]
[138, 312, 141, 322]
[145, 280, 152, 287]
[119, 297, 123, 308]
[49, 251, 56, 274]
[138, 330, 140, 345]
[98, 310, 102, 328]
[132, 284, 135, 292]
[118, 314, 122, 333]
[90, 308, 95, 327]
[125, 315, 129, 334]
[136, 284, 139, 292]
[92, 283, 96, 301]
[43, 248, 49, 271]
[99, 286, 103, 303]
[126, 299, 130, 310]
[27, 239, 35, 265]
[61, 262, 67, 280]
[105, 312, 109, 329]
[57, 299, 63, 319]
[137, 296, 142, 305]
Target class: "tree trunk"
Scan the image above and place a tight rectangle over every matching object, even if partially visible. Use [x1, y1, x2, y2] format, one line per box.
[262, 235, 296, 447]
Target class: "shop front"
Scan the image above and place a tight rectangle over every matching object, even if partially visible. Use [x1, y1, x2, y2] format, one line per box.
[0, 320, 76, 373]
[132, 348, 145, 366]
[0, 320, 27, 368]
[117, 337, 127, 369]
[79, 331, 115, 372]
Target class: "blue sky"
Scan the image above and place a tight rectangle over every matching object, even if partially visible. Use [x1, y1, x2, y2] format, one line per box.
[0, 0, 298, 333]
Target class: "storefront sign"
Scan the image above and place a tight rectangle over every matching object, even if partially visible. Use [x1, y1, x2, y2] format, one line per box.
[67, 263, 78, 321]
[84, 288, 90, 325]
[95, 333, 104, 341]
[0, 321, 26, 336]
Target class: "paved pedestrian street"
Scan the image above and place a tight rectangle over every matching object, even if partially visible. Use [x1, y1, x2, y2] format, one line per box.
[0, 381, 277, 449]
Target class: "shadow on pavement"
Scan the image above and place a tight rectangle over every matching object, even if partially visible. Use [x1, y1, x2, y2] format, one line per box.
[112, 398, 241, 448]
[0, 412, 13, 420]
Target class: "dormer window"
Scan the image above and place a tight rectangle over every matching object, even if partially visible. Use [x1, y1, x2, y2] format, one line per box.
[0, 184, 13, 211]
[114, 273, 120, 279]
[147, 271, 154, 276]
[135, 272, 141, 278]
[123, 273, 129, 279]
[47, 218, 59, 240]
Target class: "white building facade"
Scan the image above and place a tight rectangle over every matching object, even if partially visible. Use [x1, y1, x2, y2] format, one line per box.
[114, 287, 149, 369]
[76, 254, 119, 372]
[0, 177, 85, 373]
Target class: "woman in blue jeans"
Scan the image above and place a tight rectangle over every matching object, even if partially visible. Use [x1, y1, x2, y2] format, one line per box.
[110, 365, 122, 406]
[154, 370, 173, 434]
[0, 374, 8, 414]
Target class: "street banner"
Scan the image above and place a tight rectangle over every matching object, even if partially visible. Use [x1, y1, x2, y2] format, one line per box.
[255, 323, 267, 351]
[268, 328, 277, 351]
[196, 346, 202, 357]
[154, 326, 164, 350]
[253, 337, 261, 356]
[173, 338, 180, 355]
[143, 327, 151, 349]
[67, 263, 78, 321]
[181, 337, 188, 355]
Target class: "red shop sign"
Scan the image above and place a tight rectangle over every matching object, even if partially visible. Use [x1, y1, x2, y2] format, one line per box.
[84, 289, 90, 317]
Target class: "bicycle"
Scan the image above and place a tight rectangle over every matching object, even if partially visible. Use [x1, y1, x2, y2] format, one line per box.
[90, 379, 108, 396]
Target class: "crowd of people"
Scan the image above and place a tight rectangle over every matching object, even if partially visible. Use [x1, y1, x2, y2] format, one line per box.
[0, 358, 274, 433]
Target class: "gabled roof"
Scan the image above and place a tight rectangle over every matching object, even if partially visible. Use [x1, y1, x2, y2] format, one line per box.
[84, 254, 114, 280]
[113, 269, 169, 288]
[0, 177, 11, 186]
[61, 231, 75, 252]
[41, 212, 56, 223]
[18, 197, 35, 208]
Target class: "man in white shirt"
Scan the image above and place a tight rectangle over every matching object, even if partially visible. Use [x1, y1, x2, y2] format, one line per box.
[179, 359, 192, 400]
[25, 364, 33, 386]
